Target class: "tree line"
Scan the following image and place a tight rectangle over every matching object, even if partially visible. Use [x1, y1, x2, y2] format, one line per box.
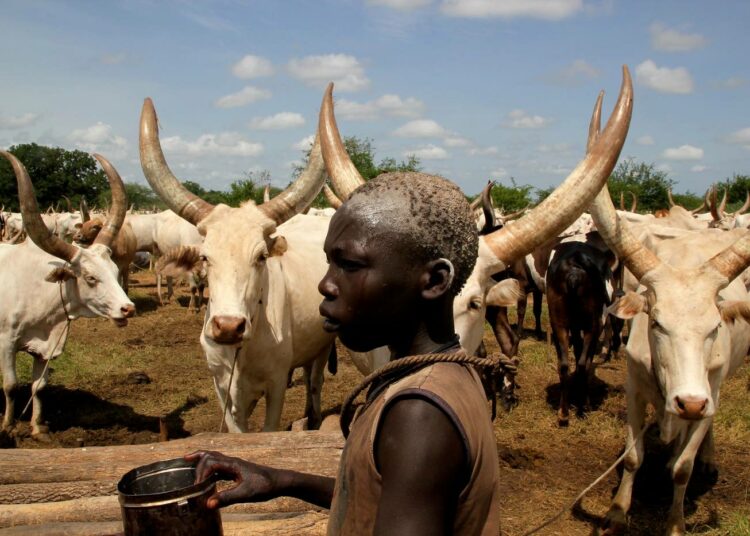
[1, 141, 747, 214]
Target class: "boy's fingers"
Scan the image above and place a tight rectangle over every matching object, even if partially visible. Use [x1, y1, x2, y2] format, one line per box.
[213, 484, 249, 507]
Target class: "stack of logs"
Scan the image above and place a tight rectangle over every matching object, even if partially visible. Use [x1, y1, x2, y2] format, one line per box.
[0, 432, 344, 535]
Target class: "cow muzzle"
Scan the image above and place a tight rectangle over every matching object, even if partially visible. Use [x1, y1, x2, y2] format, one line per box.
[210, 315, 247, 345]
[674, 395, 709, 420]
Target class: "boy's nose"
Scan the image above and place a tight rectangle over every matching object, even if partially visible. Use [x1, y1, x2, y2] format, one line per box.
[318, 273, 338, 299]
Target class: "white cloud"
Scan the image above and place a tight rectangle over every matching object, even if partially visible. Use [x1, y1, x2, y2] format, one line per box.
[546, 59, 599, 86]
[503, 109, 549, 129]
[288, 54, 370, 92]
[292, 135, 315, 151]
[69, 122, 128, 158]
[691, 165, 708, 173]
[441, 0, 583, 20]
[718, 76, 747, 90]
[490, 167, 508, 179]
[649, 22, 707, 52]
[444, 136, 472, 147]
[392, 119, 449, 138]
[636, 60, 694, 94]
[336, 94, 425, 121]
[0, 113, 40, 129]
[161, 132, 263, 157]
[215, 86, 272, 108]
[404, 144, 448, 160]
[662, 144, 703, 160]
[636, 135, 655, 146]
[656, 163, 673, 174]
[468, 146, 498, 156]
[367, 0, 432, 10]
[727, 127, 750, 149]
[249, 112, 305, 130]
[232, 55, 274, 79]
[100, 52, 127, 65]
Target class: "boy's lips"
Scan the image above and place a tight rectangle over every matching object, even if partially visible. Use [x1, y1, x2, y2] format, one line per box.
[319, 303, 341, 332]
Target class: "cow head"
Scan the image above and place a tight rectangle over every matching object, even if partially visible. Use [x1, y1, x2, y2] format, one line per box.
[139, 96, 327, 346]
[589, 97, 750, 425]
[73, 217, 104, 245]
[1, 150, 135, 325]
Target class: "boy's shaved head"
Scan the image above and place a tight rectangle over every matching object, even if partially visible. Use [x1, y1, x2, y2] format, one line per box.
[344, 172, 478, 296]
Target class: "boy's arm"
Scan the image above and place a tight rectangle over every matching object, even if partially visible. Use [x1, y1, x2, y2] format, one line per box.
[185, 451, 335, 509]
[373, 397, 467, 536]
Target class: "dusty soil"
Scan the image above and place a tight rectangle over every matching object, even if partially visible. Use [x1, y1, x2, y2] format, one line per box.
[3, 272, 750, 535]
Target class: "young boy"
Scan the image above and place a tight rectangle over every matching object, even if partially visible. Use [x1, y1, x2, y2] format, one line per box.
[186, 172, 501, 535]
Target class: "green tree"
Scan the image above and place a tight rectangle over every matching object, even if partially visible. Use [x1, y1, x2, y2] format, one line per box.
[489, 178, 534, 212]
[716, 174, 750, 212]
[0, 143, 108, 211]
[607, 158, 676, 213]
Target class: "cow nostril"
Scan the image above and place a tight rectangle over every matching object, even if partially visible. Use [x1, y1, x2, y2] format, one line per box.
[236, 319, 246, 334]
[121, 305, 135, 317]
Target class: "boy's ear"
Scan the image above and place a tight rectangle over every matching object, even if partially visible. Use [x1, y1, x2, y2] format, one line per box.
[421, 258, 455, 300]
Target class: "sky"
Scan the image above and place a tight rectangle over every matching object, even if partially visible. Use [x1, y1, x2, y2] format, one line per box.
[1, 0, 748, 197]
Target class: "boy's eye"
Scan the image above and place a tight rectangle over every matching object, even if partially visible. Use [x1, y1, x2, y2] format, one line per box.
[338, 258, 364, 272]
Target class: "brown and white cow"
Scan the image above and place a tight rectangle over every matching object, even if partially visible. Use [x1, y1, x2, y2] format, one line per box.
[0, 151, 135, 439]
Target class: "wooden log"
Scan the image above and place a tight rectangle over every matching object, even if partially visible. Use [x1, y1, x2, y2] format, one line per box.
[0, 480, 116, 504]
[0, 511, 329, 535]
[0, 432, 343, 486]
[0, 494, 326, 527]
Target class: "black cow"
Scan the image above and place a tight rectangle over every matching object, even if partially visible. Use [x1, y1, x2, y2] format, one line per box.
[546, 241, 616, 426]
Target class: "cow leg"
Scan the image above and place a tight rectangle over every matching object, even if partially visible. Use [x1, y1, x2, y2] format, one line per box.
[665, 419, 712, 536]
[534, 288, 544, 338]
[695, 423, 718, 481]
[30, 356, 51, 440]
[578, 322, 601, 413]
[302, 347, 329, 431]
[603, 384, 648, 534]
[261, 373, 289, 432]
[515, 295, 527, 338]
[121, 268, 129, 294]
[551, 326, 571, 426]
[167, 276, 174, 303]
[1, 347, 18, 430]
[157, 274, 165, 305]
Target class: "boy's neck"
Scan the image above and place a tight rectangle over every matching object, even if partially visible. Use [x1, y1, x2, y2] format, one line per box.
[388, 317, 458, 359]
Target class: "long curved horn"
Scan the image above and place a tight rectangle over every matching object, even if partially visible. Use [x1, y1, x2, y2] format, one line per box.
[585, 90, 662, 281]
[323, 184, 343, 209]
[619, 191, 625, 210]
[667, 188, 677, 208]
[719, 188, 728, 216]
[483, 66, 633, 266]
[92, 154, 126, 249]
[480, 181, 498, 232]
[319, 83, 366, 200]
[703, 227, 750, 286]
[502, 205, 529, 221]
[139, 98, 215, 225]
[690, 199, 706, 215]
[62, 195, 73, 212]
[80, 198, 91, 222]
[263, 184, 271, 203]
[469, 196, 482, 212]
[732, 190, 750, 216]
[709, 187, 721, 221]
[258, 134, 327, 225]
[629, 191, 637, 213]
[0, 151, 78, 261]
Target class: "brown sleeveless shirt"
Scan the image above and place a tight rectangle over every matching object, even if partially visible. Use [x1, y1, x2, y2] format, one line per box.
[327, 361, 502, 535]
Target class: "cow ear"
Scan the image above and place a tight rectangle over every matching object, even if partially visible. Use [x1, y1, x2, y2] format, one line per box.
[155, 246, 201, 278]
[269, 235, 288, 257]
[485, 279, 525, 307]
[607, 291, 648, 319]
[45, 266, 76, 283]
[718, 300, 750, 326]
[74, 223, 82, 229]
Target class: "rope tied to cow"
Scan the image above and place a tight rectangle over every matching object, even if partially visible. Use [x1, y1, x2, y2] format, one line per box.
[218, 346, 242, 433]
[19, 279, 72, 420]
[339, 351, 518, 438]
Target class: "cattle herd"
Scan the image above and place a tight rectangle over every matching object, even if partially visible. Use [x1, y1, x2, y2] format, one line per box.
[2, 65, 750, 534]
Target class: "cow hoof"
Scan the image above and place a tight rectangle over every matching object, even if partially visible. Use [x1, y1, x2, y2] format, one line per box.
[601, 508, 627, 535]
[32, 432, 52, 443]
[557, 415, 569, 427]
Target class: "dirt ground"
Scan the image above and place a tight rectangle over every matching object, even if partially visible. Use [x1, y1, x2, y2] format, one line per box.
[3, 272, 750, 535]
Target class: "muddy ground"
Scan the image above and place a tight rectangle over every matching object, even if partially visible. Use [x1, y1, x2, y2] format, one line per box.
[3, 272, 750, 535]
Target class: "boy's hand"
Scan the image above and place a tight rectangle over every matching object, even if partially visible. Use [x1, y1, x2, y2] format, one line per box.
[184, 450, 279, 508]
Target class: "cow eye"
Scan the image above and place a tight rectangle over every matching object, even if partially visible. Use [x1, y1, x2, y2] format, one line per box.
[650, 318, 662, 331]
[469, 299, 482, 311]
[85, 275, 98, 286]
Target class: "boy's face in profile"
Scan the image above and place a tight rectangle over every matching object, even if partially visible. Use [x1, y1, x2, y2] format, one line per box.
[318, 204, 423, 352]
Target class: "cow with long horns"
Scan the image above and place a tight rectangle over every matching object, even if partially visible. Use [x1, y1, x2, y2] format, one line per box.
[586, 93, 750, 535]
[0, 151, 135, 439]
[139, 93, 334, 432]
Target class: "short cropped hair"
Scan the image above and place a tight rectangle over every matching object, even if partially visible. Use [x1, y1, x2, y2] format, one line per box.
[346, 172, 478, 296]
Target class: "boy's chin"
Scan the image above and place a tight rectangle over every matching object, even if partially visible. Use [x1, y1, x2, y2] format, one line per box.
[338, 332, 382, 353]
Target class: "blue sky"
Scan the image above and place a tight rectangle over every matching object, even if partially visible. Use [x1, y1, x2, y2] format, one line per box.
[1, 0, 748, 197]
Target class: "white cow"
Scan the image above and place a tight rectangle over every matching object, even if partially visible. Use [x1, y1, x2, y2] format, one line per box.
[140, 94, 335, 432]
[587, 97, 750, 536]
[0, 151, 135, 439]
